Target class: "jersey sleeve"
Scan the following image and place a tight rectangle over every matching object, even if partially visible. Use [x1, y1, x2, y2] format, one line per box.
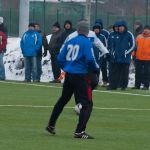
[83, 41, 99, 72]
[93, 32, 109, 57]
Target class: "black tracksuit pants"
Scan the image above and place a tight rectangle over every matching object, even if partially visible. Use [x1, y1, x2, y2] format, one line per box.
[109, 63, 130, 89]
[135, 60, 150, 88]
[100, 57, 108, 83]
[48, 73, 93, 133]
[51, 53, 61, 80]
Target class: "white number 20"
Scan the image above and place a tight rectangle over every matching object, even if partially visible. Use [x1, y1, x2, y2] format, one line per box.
[66, 44, 80, 61]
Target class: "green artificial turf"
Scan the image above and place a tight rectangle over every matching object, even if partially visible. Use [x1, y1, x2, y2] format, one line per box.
[0, 81, 150, 150]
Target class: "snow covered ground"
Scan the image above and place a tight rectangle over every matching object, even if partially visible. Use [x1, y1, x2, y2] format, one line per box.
[4, 37, 135, 87]
[4, 37, 53, 82]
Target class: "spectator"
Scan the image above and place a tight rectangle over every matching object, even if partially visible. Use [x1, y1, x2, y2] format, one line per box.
[48, 22, 62, 83]
[108, 20, 135, 90]
[0, 31, 7, 80]
[92, 23, 108, 86]
[93, 19, 110, 86]
[20, 23, 42, 82]
[94, 19, 110, 41]
[134, 20, 143, 38]
[46, 20, 99, 139]
[0, 17, 8, 35]
[34, 23, 49, 82]
[61, 20, 76, 43]
[132, 25, 150, 90]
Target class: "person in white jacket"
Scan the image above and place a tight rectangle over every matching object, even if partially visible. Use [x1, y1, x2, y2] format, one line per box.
[65, 30, 109, 57]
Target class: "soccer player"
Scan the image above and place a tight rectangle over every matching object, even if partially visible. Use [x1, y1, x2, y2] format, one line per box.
[46, 20, 99, 139]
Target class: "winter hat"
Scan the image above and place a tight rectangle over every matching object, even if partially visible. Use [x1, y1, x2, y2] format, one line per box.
[77, 20, 89, 35]
[0, 17, 4, 24]
[95, 19, 103, 29]
[144, 25, 150, 30]
[28, 23, 35, 28]
[53, 22, 60, 28]
[64, 20, 72, 28]
[93, 23, 102, 30]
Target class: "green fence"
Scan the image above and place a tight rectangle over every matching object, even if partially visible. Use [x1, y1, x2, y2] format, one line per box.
[0, 8, 19, 36]
[0, 1, 149, 36]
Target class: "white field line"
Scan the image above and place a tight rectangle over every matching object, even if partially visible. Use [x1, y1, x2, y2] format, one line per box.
[0, 104, 150, 111]
[0, 80, 150, 97]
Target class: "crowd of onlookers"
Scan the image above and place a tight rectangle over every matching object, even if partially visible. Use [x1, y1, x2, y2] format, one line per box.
[0, 16, 150, 90]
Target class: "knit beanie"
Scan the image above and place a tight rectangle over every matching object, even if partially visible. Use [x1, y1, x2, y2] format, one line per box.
[77, 20, 89, 35]
[0, 17, 4, 24]
[53, 22, 60, 28]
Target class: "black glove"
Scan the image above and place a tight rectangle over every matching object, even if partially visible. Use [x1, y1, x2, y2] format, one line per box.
[43, 51, 47, 57]
[105, 53, 110, 61]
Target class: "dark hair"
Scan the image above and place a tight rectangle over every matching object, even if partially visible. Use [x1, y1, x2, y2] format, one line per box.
[28, 23, 35, 28]
[34, 23, 40, 26]
[144, 25, 150, 30]
[53, 22, 60, 28]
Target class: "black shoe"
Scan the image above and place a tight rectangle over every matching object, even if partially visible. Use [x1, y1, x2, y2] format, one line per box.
[74, 131, 94, 139]
[142, 87, 149, 90]
[132, 87, 140, 89]
[46, 126, 56, 135]
[24, 80, 31, 82]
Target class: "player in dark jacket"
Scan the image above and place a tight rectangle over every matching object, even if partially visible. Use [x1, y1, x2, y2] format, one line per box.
[46, 20, 99, 139]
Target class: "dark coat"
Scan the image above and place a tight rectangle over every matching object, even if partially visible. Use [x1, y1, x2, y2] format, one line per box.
[48, 30, 63, 55]
[37, 30, 49, 57]
[108, 21, 135, 64]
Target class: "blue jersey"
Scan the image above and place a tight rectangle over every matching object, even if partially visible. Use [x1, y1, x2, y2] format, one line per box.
[57, 35, 99, 74]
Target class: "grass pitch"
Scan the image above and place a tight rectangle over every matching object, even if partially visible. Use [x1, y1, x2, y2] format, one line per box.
[0, 81, 150, 150]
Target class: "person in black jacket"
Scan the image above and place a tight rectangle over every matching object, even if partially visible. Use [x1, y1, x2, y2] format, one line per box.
[48, 22, 63, 83]
[61, 20, 76, 43]
[34, 23, 49, 82]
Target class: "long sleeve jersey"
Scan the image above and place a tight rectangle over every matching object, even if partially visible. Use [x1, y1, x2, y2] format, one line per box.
[57, 34, 99, 74]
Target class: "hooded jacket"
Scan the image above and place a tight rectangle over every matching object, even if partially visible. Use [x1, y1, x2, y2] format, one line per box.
[108, 21, 135, 63]
[61, 20, 76, 44]
[95, 19, 110, 40]
[20, 29, 42, 57]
